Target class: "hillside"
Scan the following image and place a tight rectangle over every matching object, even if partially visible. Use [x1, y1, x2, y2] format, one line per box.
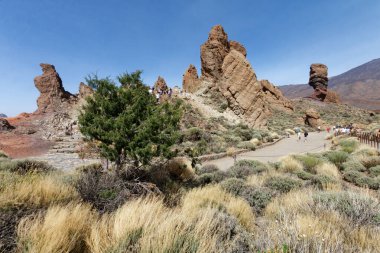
[0, 113, 7, 118]
[280, 59, 380, 111]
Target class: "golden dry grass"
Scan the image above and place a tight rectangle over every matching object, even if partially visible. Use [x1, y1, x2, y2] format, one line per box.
[315, 162, 340, 180]
[279, 156, 303, 173]
[0, 174, 79, 208]
[182, 185, 255, 231]
[17, 203, 95, 253]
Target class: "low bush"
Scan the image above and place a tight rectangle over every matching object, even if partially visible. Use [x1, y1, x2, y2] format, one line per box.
[295, 170, 314, 180]
[0, 152, 7, 158]
[0, 160, 54, 174]
[239, 186, 273, 214]
[315, 163, 340, 180]
[263, 176, 302, 193]
[296, 155, 322, 173]
[236, 141, 256, 150]
[324, 151, 349, 168]
[220, 178, 246, 195]
[369, 165, 380, 177]
[341, 160, 366, 172]
[359, 156, 380, 169]
[313, 191, 380, 226]
[183, 127, 204, 141]
[198, 164, 219, 174]
[228, 160, 268, 178]
[196, 171, 228, 186]
[311, 174, 338, 190]
[338, 138, 359, 153]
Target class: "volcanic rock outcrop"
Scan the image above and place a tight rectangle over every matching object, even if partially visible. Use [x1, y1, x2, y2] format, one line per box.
[154, 76, 169, 93]
[308, 64, 340, 103]
[34, 64, 75, 114]
[192, 25, 293, 127]
[0, 118, 14, 131]
[182, 64, 200, 93]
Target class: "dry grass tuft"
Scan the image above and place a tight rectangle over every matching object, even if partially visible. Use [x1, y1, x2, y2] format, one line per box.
[279, 156, 303, 173]
[315, 162, 340, 180]
[182, 185, 255, 231]
[0, 174, 79, 208]
[17, 203, 95, 253]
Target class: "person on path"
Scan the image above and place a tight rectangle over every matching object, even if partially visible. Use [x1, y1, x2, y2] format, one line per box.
[304, 131, 309, 142]
[155, 92, 160, 102]
[297, 131, 301, 141]
[317, 126, 321, 133]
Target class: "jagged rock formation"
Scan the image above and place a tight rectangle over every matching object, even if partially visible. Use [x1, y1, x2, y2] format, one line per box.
[196, 25, 293, 127]
[0, 113, 7, 118]
[229, 41, 247, 57]
[182, 64, 200, 93]
[154, 76, 169, 93]
[308, 63, 340, 103]
[304, 108, 323, 128]
[34, 64, 76, 113]
[0, 118, 14, 131]
[201, 25, 230, 82]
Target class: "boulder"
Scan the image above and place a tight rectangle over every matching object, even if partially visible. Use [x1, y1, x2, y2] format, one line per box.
[34, 63, 75, 113]
[304, 108, 323, 127]
[0, 118, 14, 131]
[182, 64, 201, 93]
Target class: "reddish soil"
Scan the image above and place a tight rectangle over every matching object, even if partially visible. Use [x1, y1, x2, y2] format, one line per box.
[0, 113, 52, 158]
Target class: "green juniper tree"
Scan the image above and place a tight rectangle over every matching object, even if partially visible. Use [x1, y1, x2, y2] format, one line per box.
[79, 70, 182, 170]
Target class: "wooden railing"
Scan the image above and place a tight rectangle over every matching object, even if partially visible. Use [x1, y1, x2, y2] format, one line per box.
[356, 131, 380, 150]
[333, 129, 380, 150]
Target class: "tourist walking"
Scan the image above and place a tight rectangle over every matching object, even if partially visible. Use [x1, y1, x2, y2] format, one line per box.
[304, 131, 309, 142]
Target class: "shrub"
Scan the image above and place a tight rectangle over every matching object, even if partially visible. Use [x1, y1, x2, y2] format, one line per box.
[359, 156, 380, 169]
[198, 164, 219, 174]
[184, 127, 204, 141]
[263, 176, 302, 193]
[369, 165, 380, 177]
[228, 160, 268, 178]
[0, 160, 54, 174]
[342, 169, 362, 183]
[284, 129, 295, 135]
[220, 178, 246, 195]
[240, 186, 273, 214]
[236, 141, 256, 151]
[279, 156, 303, 173]
[311, 174, 338, 190]
[338, 138, 359, 153]
[313, 191, 380, 226]
[233, 127, 253, 141]
[296, 155, 322, 173]
[0, 152, 7, 158]
[341, 160, 366, 172]
[196, 171, 228, 186]
[295, 170, 314, 180]
[324, 151, 349, 168]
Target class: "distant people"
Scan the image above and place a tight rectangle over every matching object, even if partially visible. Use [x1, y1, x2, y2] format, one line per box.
[149, 87, 153, 95]
[317, 126, 321, 133]
[168, 88, 173, 97]
[297, 131, 301, 142]
[326, 127, 331, 133]
[304, 131, 309, 142]
[155, 92, 160, 102]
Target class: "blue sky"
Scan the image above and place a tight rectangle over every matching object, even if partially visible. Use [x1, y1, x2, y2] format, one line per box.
[1, 0, 380, 116]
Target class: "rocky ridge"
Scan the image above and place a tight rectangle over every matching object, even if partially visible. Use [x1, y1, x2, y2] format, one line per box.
[184, 25, 293, 127]
[308, 64, 340, 103]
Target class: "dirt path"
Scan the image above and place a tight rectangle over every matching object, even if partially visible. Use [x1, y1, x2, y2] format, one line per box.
[203, 132, 331, 171]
